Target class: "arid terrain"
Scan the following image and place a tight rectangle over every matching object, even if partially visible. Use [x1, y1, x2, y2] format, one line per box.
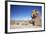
[10, 20, 41, 29]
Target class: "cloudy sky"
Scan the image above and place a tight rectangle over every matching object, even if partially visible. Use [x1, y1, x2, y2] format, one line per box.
[10, 5, 42, 20]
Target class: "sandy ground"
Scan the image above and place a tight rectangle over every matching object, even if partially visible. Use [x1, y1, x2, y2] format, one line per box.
[10, 23, 41, 29]
[10, 20, 41, 29]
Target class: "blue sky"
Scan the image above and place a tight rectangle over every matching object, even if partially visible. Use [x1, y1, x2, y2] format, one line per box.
[10, 5, 42, 20]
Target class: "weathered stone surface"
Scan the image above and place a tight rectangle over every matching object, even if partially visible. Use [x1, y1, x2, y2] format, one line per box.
[34, 16, 41, 26]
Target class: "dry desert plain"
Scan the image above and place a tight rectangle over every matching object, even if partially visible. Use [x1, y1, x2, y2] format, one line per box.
[10, 19, 41, 29]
